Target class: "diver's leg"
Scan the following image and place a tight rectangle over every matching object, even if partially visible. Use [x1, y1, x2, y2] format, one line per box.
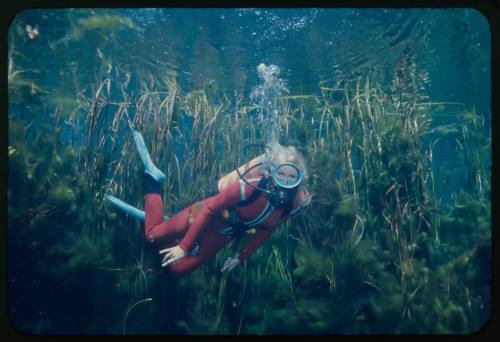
[145, 198, 191, 244]
[144, 174, 190, 243]
[129, 121, 166, 182]
[169, 230, 232, 276]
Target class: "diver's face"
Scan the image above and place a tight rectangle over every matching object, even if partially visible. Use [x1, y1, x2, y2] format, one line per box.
[274, 164, 300, 188]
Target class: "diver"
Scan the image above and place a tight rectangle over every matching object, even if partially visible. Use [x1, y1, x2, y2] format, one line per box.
[106, 122, 314, 276]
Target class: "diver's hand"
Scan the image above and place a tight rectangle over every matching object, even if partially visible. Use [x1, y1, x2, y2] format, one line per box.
[221, 255, 240, 273]
[301, 190, 316, 206]
[159, 245, 187, 267]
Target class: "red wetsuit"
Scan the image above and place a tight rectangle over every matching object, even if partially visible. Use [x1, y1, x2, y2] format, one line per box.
[144, 177, 301, 276]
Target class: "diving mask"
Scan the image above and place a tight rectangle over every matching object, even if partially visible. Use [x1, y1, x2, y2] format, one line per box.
[270, 163, 303, 189]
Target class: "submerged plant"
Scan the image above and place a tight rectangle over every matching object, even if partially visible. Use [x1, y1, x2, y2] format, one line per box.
[8, 24, 491, 334]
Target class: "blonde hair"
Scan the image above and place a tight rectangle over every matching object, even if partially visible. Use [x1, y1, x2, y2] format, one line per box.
[264, 141, 309, 189]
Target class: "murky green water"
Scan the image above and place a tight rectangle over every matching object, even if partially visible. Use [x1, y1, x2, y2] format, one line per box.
[8, 8, 491, 335]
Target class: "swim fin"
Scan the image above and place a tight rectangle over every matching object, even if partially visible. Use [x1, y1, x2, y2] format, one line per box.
[128, 120, 166, 183]
[105, 194, 169, 221]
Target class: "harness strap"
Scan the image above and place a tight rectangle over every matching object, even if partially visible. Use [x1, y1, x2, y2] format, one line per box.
[236, 177, 269, 207]
[218, 177, 295, 240]
[219, 177, 269, 230]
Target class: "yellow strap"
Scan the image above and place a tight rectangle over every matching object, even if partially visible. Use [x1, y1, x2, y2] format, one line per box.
[191, 201, 204, 215]
[245, 228, 257, 234]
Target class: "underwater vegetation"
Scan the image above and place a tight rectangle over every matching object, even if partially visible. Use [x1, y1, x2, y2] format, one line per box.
[8, 59, 491, 335]
[78, 15, 135, 31]
[8, 9, 491, 335]
[48, 14, 135, 49]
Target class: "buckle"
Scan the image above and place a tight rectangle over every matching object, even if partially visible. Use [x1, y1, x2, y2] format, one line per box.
[190, 243, 200, 257]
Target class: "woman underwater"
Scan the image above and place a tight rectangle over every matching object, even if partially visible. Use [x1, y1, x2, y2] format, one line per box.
[106, 123, 314, 276]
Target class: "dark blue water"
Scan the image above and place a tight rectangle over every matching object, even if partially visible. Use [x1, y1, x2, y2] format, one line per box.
[9, 8, 491, 184]
[10, 9, 490, 107]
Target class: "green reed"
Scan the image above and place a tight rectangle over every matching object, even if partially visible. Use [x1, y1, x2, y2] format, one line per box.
[8, 50, 491, 334]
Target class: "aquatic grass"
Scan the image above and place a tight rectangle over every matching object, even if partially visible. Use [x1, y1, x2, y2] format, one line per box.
[213, 272, 228, 333]
[123, 297, 153, 335]
[131, 251, 150, 299]
[8, 37, 491, 334]
[271, 246, 295, 302]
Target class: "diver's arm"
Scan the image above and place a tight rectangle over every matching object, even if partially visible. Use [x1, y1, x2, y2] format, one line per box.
[238, 226, 278, 263]
[238, 198, 306, 262]
[178, 179, 253, 253]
